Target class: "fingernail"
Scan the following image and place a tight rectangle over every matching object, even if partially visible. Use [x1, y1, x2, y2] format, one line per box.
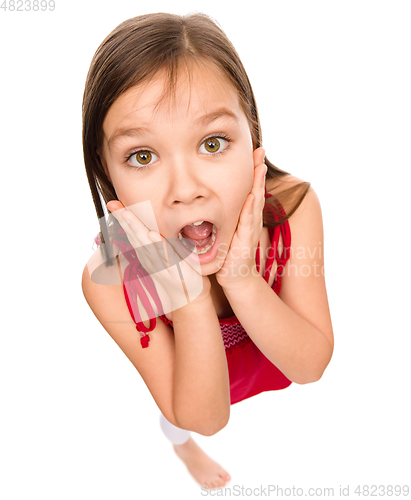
[149, 231, 162, 242]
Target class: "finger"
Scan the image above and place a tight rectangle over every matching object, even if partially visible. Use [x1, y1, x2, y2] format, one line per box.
[124, 213, 193, 272]
[120, 208, 154, 248]
[107, 200, 124, 213]
[231, 193, 260, 259]
[245, 192, 264, 244]
[246, 179, 264, 236]
[163, 233, 203, 270]
[238, 194, 255, 233]
[107, 202, 150, 255]
[106, 201, 130, 229]
[253, 147, 265, 168]
[249, 166, 266, 220]
[252, 149, 267, 190]
[108, 203, 199, 272]
[109, 206, 134, 235]
[125, 218, 172, 272]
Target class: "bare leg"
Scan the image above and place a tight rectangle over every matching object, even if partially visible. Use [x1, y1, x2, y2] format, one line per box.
[159, 413, 231, 488]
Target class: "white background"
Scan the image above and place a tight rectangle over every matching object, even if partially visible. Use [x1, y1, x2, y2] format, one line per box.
[1, 0, 410, 498]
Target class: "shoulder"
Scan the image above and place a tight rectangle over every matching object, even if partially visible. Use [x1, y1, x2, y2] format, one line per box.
[266, 176, 334, 352]
[81, 248, 164, 330]
[81, 253, 131, 327]
[81, 246, 141, 327]
[81, 254, 177, 354]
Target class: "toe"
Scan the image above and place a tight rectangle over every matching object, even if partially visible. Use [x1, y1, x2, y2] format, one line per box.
[218, 470, 230, 484]
[217, 476, 227, 488]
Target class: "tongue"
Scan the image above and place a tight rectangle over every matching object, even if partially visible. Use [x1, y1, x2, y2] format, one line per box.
[181, 221, 213, 246]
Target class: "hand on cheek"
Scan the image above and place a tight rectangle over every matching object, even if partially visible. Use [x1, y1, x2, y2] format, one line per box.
[105, 199, 208, 307]
[215, 147, 267, 290]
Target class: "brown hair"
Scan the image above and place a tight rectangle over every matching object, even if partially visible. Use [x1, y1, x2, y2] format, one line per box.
[82, 12, 310, 263]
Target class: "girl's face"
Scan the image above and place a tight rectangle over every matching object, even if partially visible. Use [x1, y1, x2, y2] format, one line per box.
[99, 63, 255, 276]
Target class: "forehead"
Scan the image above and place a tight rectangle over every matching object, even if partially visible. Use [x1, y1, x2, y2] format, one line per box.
[102, 62, 242, 141]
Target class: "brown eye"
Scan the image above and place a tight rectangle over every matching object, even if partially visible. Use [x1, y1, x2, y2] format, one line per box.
[204, 137, 220, 153]
[136, 151, 152, 165]
[199, 136, 229, 155]
[127, 149, 158, 169]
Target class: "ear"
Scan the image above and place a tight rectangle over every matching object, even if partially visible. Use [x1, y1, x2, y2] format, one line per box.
[96, 148, 112, 182]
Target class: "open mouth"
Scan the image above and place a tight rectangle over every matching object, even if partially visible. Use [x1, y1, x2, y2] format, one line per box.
[178, 221, 217, 255]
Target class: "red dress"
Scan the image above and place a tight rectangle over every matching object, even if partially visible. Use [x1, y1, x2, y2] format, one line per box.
[99, 191, 292, 405]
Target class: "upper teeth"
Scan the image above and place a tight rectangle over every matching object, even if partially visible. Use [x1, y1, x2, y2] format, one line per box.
[192, 221, 204, 226]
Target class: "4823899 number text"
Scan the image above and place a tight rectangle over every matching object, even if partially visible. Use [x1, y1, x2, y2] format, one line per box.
[1, 0, 55, 11]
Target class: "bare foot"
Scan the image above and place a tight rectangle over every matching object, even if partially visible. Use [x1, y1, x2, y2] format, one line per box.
[173, 436, 231, 488]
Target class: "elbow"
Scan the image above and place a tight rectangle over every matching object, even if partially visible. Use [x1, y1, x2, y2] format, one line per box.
[291, 352, 333, 385]
[292, 370, 324, 385]
[176, 410, 230, 437]
[198, 419, 230, 437]
[290, 343, 334, 385]
[200, 412, 230, 437]
[278, 330, 334, 386]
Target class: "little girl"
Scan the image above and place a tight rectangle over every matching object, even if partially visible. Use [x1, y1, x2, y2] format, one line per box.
[81, 12, 334, 489]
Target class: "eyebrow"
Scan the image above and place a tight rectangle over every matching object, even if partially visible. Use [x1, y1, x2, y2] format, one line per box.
[107, 107, 239, 151]
[107, 126, 148, 151]
[195, 108, 239, 127]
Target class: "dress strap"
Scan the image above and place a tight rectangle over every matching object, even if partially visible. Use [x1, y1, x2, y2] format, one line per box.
[95, 230, 163, 348]
[255, 189, 291, 291]
[116, 236, 166, 348]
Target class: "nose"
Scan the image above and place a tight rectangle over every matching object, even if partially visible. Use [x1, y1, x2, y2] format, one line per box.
[165, 154, 209, 205]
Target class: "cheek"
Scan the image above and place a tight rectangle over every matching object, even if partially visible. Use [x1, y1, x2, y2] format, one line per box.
[229, 152, 254, 196]
[109, 170, 140, 205]
[102, 151, 136, 204]
[225, 159, 254, 222]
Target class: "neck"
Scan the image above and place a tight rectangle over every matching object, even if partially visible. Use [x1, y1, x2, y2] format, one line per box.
[208, 272, 219, 287]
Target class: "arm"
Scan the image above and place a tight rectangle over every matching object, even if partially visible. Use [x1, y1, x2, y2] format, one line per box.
[172, 292, 231, 434]
[222, 186, 334, 384]
[82, 262, 230, 436]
